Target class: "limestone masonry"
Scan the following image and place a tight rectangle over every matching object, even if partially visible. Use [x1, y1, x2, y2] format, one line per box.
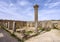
[0, 20, 60, 30]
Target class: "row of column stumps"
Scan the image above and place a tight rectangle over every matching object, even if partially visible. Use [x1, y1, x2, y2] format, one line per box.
[2, 4, 39, 34]
[7, 21, 16, 33]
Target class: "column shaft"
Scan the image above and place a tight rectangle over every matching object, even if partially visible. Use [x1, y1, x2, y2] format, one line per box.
[13, 21, 16, 33]
[8, 22, 10, 29]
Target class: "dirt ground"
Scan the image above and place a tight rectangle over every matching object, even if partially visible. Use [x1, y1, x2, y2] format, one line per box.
[25, 29, 60, 42]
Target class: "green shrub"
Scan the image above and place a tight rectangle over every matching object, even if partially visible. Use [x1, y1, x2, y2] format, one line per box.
[38, 27, 51, 32]
[25, 31, 33, 35]
[38, 27, 44, 31]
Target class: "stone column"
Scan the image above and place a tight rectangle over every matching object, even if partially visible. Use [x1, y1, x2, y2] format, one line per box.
[5, 23, 7, 28]
[8, 22, 10, 29]
[13, 21, 16, 33]
[34, 4, 39, 33]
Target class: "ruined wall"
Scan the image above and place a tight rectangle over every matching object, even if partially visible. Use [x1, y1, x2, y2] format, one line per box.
[15, 21, 27, 29]
[26, 20, 60, 29]
[0, 20, 60, 29]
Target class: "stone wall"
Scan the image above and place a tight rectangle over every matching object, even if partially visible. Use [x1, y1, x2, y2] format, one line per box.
[0, 20, 60, 29]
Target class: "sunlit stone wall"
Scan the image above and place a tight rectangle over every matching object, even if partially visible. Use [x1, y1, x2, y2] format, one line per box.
[0, 20, 60, 29]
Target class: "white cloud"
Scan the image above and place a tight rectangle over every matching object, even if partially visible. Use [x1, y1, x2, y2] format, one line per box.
[38, 9, 60, 20]
[0, 1, 34, 21]
[0, 0, 60, 21]
[45, 2, 60, 8]
[47, 0, 52, 3]
[9, 3, 14, 7]
[49, 2, 60, 8]
[18, 0, 30, 6]
[0, 1, 27, 20]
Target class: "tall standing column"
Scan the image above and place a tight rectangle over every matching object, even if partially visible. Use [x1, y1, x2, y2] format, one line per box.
[13, 21, 16, 33]
[34, 4, 39, 33]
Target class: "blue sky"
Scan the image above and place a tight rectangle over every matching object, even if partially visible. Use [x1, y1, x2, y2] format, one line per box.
[0, 0, 60, 21]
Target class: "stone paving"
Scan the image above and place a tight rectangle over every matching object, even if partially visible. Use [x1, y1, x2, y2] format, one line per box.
[0, 28, 19, 42]
[25, 29, 60, 42]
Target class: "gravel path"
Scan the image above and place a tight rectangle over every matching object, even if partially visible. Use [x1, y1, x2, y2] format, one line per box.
[0, 28, 19, 42]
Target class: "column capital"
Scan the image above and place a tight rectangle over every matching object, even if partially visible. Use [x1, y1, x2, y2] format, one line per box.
[34, 4, 39, 8]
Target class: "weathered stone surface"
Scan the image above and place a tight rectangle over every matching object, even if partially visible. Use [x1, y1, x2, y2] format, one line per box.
[25, 29, 60, 42]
